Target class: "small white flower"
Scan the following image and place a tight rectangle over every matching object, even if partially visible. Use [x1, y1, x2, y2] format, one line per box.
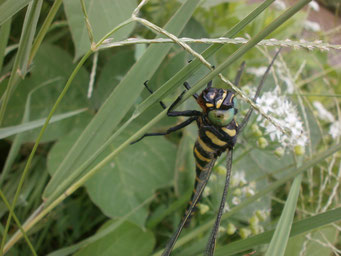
[247, 66, 268, 77]
[273, 0, 286, 10]
[313, 101, 335, 122]
[232, 197, 241, 205]
[231, 170, 247, 187]
[309, 1, 320, 11]
[329, 120, 341, 139]
[203, 186, 211, 197]
[256, 87, 308, 148]
[223, 202, 230, 213]
[304, 20, 321, 32]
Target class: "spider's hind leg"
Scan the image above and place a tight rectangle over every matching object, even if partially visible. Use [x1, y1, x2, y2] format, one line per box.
[144, 80, 167, 109]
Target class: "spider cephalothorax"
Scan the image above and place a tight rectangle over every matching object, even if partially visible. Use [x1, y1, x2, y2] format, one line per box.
[197, 87, 238, 127]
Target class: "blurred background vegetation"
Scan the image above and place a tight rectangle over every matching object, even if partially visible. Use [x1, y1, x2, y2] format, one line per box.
[0, 0, 340, 255]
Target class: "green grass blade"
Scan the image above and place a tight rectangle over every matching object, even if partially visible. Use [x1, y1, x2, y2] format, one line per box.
[43, 0, 201, 200]
[0, 18, 11, 71]
[29, 0, 63, 64]
[0, 0, 31, 25]
[0, 0, 43, 124]
[265, 174, 302, 256]
[214, 207, 341, 256]
[0, 190, 37, 256]
[0, 109, 87, 139]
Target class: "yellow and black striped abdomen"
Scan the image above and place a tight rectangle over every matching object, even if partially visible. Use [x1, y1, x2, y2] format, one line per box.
[183, 137, 216, 226]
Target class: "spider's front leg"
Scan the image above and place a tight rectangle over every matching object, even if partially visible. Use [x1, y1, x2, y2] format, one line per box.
[131, 84, 201, 144]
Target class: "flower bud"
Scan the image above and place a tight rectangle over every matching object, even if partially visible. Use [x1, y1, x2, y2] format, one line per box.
[226, 223, 237, 235]
[274, 147, 285, 157]
[257, 137, 268, 149]
[239, 228, 251, 239]
[198, 204, 209, 215]
[251, 124, 262, 137]
[294, 145, 305, 156]
[215, 165, 227, 176]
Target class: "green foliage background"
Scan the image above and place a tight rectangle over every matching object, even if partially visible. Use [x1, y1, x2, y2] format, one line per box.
[0, 0, 340, 255]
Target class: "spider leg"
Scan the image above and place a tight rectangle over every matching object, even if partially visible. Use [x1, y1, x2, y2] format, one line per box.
[234, 61, 246, 87]
[167, 90, 202, 117]
[162, 159, 217, 256]
[183, 81, 198, 100]
[205, 150, 233, 256]
[144, 80, 167, 109]
[238, 48, 281, 132]
[131, 116, 197, 144]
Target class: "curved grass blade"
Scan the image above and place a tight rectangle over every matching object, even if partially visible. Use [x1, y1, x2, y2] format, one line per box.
[0, 0, 31, 25]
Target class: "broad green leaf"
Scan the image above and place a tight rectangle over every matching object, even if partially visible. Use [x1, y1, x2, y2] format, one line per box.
[43, 0, 201, 202]
[90, 49, 135, 110]
[63, 0, 136, 60]
[0, 0, 31, 25]
[4, 43, 91, 142]
[86, 134, 176, 226]
[73, 220, 155, 256]
[0, 109, 87, 139]
[47, 125, 176, 227]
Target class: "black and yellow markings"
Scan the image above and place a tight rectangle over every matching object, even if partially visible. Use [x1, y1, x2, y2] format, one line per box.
[205, 130, 227, 147]
[195, 161, 210, 172]
[206, 103, 214, 108]
[234, 117, 239, 127]
[194, 147, 211, 162]
[216, 91, 227, 109]
[229, 94, 235, 103]
[222, 127, 236, 137]
[197, 136, 215, 153]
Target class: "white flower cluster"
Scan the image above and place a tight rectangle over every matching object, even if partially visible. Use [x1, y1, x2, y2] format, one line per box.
[256, 87, 308, 147]
[303, 20, 321, 32]
[329, 121, 341, 139]
[230, 171, 256, 205]
[312, 101, 340, 139]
